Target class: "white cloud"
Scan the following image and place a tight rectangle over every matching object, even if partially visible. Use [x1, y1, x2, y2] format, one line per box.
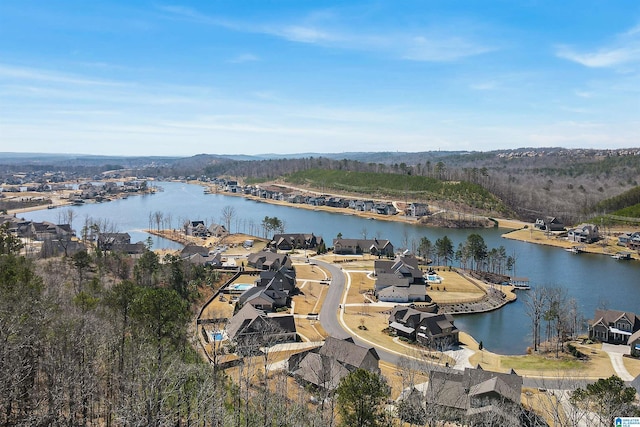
[556, 23, 640, 68]
[158, 5, 495, 62]
[0, 64, 127, 87]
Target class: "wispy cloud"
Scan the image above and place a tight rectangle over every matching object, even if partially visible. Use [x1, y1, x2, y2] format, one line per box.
[227, 53, 260, 64]
[0, 64, 127, 87]
[158, 5, 496, 62]
[556, 23, 640, 68]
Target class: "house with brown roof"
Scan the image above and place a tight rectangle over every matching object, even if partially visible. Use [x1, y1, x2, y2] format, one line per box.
[288, 336, 380, 391]
[588, 309, 640, 345]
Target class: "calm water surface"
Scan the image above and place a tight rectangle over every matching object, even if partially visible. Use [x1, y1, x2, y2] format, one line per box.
[22, 181, 640, 354]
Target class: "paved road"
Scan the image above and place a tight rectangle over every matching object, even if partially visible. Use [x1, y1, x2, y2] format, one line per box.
[317, 259, 461, 375]
[315, 259, 609, 391]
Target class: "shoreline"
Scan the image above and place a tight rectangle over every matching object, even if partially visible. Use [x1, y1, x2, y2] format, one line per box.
[198, 181, 527, 230]
[502, 226, 640, 261]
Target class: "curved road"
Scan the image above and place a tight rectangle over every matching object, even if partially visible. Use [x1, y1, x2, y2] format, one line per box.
[316, 259, 595, 389]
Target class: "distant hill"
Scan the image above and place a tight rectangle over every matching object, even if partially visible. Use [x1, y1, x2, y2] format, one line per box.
[3, 148, 640, 224]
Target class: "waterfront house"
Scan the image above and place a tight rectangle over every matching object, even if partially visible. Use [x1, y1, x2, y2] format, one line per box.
[332, 238, 394, 257]
[97, 232, 132, 251]
[588, 309, 640, 345]
[184, 220, 207, 237]
[376, 285, 427, 303]
[629, 330, 640, 357]
[270, 233, 323, 251]
[208, 223, 228, 238]
[288, 336, 380, 391]
[409, 202, 429, 217]
[374, 254, 428, 302]
[534, 217, 565, 231]
[627, 233, 640, 252]
[567, 223, 600, 243]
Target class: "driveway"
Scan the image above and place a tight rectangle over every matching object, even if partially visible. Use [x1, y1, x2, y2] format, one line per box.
[601, 343, 634, 381]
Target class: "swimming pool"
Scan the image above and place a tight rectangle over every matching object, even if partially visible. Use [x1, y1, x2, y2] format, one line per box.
[228, 283, 253, 291]
[426, 274, 442, 284]
[208, 331, 225, 342]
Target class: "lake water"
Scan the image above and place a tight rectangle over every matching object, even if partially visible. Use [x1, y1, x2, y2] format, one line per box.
[21, 181, 640, 354]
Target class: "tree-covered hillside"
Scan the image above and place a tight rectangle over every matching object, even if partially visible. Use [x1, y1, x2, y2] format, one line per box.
[285, 169, 510, 215]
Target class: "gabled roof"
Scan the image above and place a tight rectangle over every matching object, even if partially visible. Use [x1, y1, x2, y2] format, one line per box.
[427, 367, 522, 410]
[226, 304, 264, 340]
[180, 244, 209, 257]
[631, 375, 640, 396]
[592, 309, 640, 330]
[318, 336, 379, 370]
[294, 353, 349, 391]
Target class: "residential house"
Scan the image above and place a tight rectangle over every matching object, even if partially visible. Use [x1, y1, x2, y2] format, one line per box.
[270, 233, 323, 251]
[40, 239, 87, 258]
[333, 238, 394, 257]
[376, 285, 427, 303]
[374, 254, 428, 302]
[628, 234, 640, 252]
[208, 223, 228, 238]
[352, 200, 375, 212]
[423, 367, 524, 426]
[241, 268, 297, 311]
[184, 220, 208, 237]
[226, 304, 297, 353]
[567, 223, 600, 243]
[629, 330, 640, 358]
[247, 249, 292, 270]
[588, 309, 640, 345]
[97, 232, 132, 251]
[409, 202, 429, 217]
[288, 336, 380, 391]
[374, 254, 424, 292]
[388, 305, 458, 349]
[180, 244, 209, 258]
[534, 217, 565, 231]
[374, 203, 397, 215]
[183, 252, 222, 266]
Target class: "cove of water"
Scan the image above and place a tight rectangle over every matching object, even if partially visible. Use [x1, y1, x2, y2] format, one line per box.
[20, 181, 640, 354]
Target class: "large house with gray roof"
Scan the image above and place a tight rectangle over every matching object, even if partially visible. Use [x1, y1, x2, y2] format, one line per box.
[247, 249, 292, 270]
[588, 309, 640, 345]
[333, 238, 394, 257]
[374, 254, 427, 303]
[388, 306, 458, 350]
[226, 304, 297, 353]
[424, 367, 525, 426]
[288, 336, 380, 391]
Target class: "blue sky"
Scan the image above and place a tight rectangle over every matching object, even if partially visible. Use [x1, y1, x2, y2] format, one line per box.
[1, 1, 638, 156]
